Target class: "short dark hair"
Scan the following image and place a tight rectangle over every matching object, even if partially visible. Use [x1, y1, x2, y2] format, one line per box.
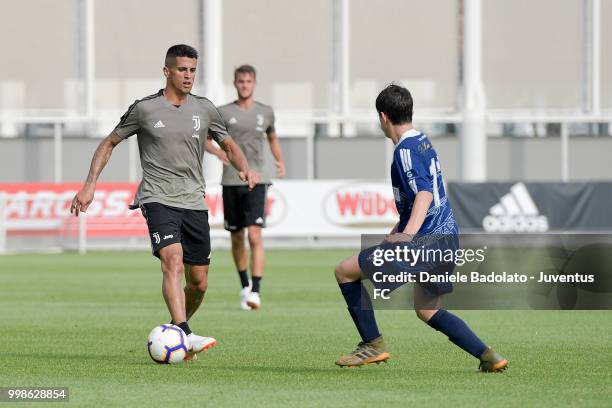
[165, 44, 198, 67]
[375, 84, 413, 125]
[234, 64, 257, 80]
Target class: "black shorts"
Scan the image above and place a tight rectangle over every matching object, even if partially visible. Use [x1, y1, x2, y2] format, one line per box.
[222, 184, 267, 231]
[140, 202, 211, 265]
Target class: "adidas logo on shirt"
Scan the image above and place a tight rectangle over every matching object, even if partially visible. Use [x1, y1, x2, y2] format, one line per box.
[153, 120, 165, 128]
[228, 117, 238, 125]
[482, 182, 549, 232]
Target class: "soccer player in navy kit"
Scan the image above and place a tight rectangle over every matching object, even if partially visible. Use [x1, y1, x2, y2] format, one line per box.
[333, 84, 508, 371]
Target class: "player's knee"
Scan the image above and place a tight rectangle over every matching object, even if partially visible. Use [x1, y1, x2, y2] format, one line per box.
[231, 231, 244, 246]
[415, 309, 435, 322]
[334, 263, 346, 281]
[189, 279, 208, 293]
[247, 229, 263, 247]
[198, 280, 208, 292]
[161, 253, 183, 276]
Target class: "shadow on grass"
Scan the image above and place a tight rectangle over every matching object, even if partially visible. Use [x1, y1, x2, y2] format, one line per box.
[188, 364, 396, 375]
[11, 352, 491, 379]
[13, 351, 141, 364]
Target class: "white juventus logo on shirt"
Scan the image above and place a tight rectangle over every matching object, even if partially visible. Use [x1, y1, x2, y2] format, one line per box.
[256, 114, 265, 131]
[192, 116, 201, 131]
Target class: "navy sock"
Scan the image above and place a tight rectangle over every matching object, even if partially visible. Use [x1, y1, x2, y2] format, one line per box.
[427, 309, 487, 358]
[252, 276, 262, 293]
[339, 280, 381, 343]
[238, 270, 249, 288]
[177, 321, 192, 336]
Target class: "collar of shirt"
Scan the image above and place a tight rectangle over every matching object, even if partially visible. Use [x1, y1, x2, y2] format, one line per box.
[395, 129, 421, 149]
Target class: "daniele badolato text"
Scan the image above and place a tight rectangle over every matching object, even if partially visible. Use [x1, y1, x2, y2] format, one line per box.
[371, 270, 595, 284]
[369, 246, 595, 285]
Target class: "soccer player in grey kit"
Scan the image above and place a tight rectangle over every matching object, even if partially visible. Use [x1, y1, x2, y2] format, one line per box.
[70, 45, 258, 361]
[208, 65, 285, 310]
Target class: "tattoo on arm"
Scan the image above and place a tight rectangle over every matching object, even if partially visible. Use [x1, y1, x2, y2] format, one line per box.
[85, 132, 123, 184]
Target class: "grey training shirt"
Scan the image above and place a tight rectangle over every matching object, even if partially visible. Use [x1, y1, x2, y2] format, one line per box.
[113, 90, 228, 210]
[217, 101, 275, 185]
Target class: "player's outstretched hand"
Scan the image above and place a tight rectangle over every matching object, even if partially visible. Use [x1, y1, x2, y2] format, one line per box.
[383, 232, 414, 243]
[276, 160, 286, 178]
[239, 169, 260, 190]
[70, 184, 95, 216]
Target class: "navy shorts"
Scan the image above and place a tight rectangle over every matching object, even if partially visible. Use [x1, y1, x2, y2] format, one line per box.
[358, 235, 458, 297]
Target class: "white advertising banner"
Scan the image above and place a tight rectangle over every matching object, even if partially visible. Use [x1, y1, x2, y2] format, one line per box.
[207, 180, 397, 237]
[0, 181, 397, 238]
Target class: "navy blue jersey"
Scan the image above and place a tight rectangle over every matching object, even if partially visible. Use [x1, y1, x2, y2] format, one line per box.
[391, 129, 458, 235]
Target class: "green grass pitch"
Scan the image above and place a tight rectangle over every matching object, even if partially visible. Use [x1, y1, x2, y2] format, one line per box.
[1, 250, 611, 407]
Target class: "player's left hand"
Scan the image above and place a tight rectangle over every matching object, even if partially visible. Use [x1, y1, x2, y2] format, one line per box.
[384, 232, 414, 243]
[276, 160, 286, 178]
[239, 169, 260, 190]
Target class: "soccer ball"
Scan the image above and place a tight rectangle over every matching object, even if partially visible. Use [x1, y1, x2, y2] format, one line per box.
[147, 324, 189, 364]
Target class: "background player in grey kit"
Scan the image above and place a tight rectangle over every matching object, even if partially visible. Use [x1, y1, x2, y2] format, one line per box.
[210, 64, 285, 310]
[70, 44, 258, 361]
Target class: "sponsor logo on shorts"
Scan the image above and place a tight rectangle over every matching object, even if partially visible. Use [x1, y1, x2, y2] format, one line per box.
[255, 217, 264, 225]
[163, 234, 174, 240]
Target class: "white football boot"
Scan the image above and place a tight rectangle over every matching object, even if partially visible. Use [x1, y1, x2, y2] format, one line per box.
[246, 291, 261, 310]
[240, 281, 252, 310]
[184, 333, 217, 361]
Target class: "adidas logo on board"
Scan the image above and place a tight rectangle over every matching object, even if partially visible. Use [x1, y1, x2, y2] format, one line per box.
[482, 182, 549, 232]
